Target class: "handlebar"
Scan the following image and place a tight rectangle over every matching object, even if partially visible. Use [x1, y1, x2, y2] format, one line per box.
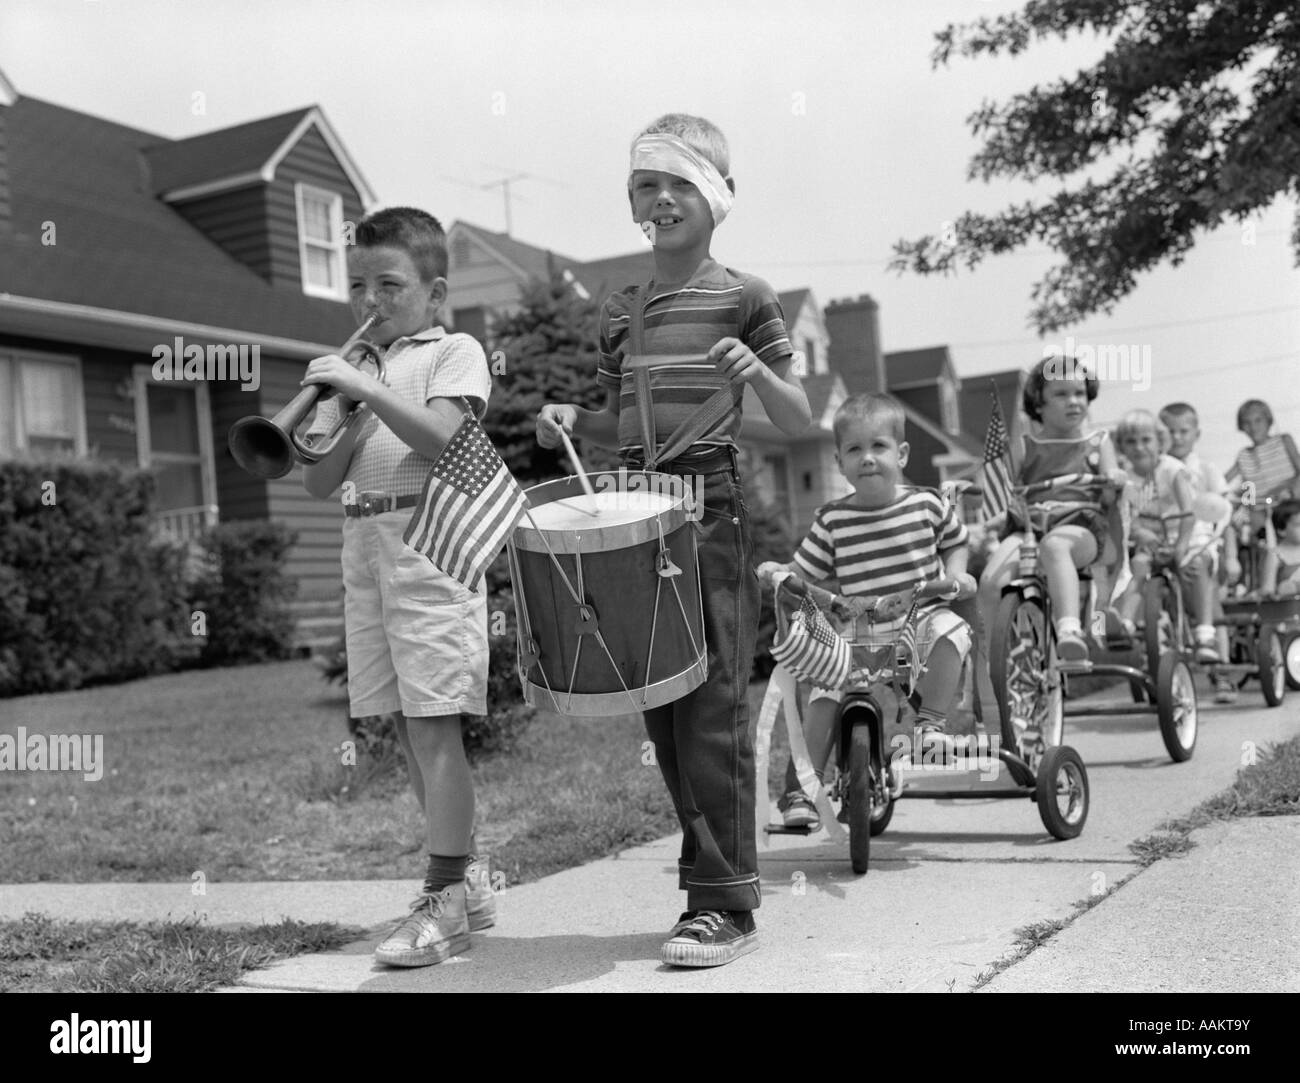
[756, 563, 969, 621]
[1014, 473, 1123, 500]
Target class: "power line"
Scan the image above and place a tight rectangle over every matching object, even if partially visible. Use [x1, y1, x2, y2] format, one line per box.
[746, 228, 1290, 271]
[949, 304, 1300, 351]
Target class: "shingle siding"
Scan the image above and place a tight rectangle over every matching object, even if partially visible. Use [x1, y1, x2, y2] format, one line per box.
[267, 125, 366, 291]
[172, 186, 274, 281]
[0, 105, 10, 236]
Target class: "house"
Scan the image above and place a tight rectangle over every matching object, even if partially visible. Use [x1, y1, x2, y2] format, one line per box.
[0, 68, 372, 649]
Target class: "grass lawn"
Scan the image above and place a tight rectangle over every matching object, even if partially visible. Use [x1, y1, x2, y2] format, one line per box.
[1, 660, 785, 887]
[0, 912, 363, 993]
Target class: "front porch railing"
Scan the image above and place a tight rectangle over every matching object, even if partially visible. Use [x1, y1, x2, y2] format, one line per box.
[154, 504, 219, 543]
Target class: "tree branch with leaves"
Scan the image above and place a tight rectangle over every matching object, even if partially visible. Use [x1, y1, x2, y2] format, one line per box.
[891, 0, 1300, 333]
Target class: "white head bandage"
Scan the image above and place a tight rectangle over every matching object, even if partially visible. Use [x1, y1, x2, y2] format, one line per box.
[629, 133, 734, 227]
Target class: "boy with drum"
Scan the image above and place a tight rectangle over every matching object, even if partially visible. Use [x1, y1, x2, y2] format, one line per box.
[300, 207, 495, 968]
[537, 114, 810, 967]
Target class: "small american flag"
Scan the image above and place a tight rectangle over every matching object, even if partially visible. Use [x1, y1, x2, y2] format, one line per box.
[897, 596, 922, 679]
[979, 388, 1014, 523]
[403, 415, 527, 592]
[771, 594, 851, 689]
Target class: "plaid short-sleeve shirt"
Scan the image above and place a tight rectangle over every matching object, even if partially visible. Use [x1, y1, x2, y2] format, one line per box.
[308, 326, 491, 497]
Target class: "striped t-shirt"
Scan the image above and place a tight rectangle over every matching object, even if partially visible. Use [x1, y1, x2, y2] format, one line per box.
[1234, 435, 1296, 498]
[793, 488, 968, 603]
[596, 259, 794, 453]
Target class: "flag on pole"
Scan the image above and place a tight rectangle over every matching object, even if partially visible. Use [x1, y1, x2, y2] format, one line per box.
[978, 388, 1014, 523]
[403, 415, 528, 592]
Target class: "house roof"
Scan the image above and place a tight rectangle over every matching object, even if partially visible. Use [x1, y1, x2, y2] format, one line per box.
[143, 108, 306, 193]
[142, 105, 377, 206]
[799, 373, 839, 426]
[959, 367, 1026, 450]
[570, 250, 654, 300]
[884, 345, 955, 389]
[778, 288, 812, 335]
[452, 221, 567, 282]
[452, 221, 654, 303]
[0, 94, 359, 349]
[450, 222, 814, 325]
[899, 400, 982, 461]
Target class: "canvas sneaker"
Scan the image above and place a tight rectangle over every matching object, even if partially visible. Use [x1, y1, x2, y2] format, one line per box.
[465, 854, 496, 931]
[662, 910, 758, 968]
[778, 790, 821, 830]
[1056, 630, 1089, 662]
[669, 910, 698, 937]
[1214, 677, 1238, 704]
[374, 882, 470, 968]
[1194, 630, 1222, 664]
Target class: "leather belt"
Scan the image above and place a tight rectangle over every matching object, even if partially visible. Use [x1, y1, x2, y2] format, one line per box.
[622, 445, 738, 476]
[344, 492, 419, 518]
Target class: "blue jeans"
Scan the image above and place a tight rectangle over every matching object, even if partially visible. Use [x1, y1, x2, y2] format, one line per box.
[630, 448, 761, 912]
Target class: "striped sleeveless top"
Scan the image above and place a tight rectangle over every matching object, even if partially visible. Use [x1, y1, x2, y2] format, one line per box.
[1234, 435, 1295, 498]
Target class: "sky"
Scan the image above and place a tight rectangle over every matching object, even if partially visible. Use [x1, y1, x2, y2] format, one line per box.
[3, 0, 1298, 472]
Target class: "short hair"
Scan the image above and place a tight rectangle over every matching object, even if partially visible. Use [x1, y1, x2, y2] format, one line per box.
[833, 393, 907, 446]
[1272, 499, 1300, 534]
[354, 207, 448, 282]
[1236, 398, 1274, 431]
[1159, 402, 1198, 428]
[1023, 354, 1099, 422]
[1115, 409, 1165, 446]
[635, 113, 730, 177]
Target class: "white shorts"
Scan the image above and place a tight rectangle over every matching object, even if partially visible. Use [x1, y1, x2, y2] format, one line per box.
[341, 511, 488, 718]
[809, 607, 971, 705]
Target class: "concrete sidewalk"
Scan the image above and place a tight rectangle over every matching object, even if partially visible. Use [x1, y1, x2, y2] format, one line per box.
[2, 816, 1295, 993]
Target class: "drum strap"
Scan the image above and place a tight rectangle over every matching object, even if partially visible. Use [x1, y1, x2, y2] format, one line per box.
[628, 291, 739, 472]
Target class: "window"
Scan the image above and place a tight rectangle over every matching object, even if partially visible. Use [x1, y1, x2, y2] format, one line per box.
[802, 338, 817, 374]
[452, 235, 473, 268]
[453, 306, 488, 342]
[296, 183, 347, 300]
[764, 453, 790, 508]
[0, 351, 86, 457]
[133, 366, 217, 528]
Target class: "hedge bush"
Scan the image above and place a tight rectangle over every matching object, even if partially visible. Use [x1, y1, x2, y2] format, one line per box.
[190, 520, 299, 667]
[0, 459, 191, 696]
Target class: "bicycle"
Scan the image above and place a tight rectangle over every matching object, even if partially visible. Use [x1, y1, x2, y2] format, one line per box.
[988, 473, 1199, 764]
[759, 564, 1092, 873]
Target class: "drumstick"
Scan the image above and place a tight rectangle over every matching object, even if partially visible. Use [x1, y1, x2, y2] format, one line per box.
[559, 428, 601, 516]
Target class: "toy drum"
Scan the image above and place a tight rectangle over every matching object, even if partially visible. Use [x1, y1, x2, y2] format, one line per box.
[508, 472, 707, 716]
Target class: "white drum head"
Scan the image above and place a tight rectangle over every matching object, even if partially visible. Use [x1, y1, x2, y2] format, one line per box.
[525, 489, 677, 532]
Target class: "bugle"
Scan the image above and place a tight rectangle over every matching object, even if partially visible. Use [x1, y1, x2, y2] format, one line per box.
[228, 314, 384, 480]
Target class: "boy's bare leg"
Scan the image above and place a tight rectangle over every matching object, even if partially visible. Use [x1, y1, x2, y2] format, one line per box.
[781, 696, 839, 810]
[913, 637, 962, 719]
[392, 715, 425, 811]
[404, 715, 474, 856]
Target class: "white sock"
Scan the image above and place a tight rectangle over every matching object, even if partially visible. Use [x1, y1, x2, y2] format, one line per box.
[1195, 624, 1216, 643]
[1056, 617, 1082, 638]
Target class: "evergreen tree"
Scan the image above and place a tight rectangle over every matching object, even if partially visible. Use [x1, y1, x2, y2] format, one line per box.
[483, 270, 619, 485]
[891, 0, 1300, 333]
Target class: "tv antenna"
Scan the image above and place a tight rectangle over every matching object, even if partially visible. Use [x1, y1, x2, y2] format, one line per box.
[440, 166, 568, 235]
